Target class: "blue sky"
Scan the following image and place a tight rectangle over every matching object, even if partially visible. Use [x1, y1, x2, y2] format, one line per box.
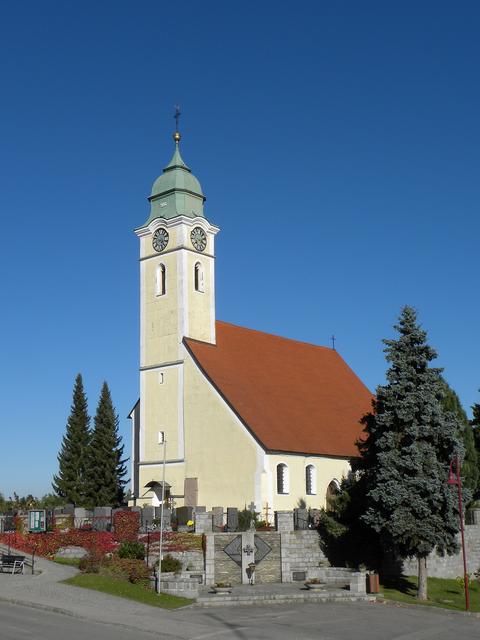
[1, 2, 479, 498]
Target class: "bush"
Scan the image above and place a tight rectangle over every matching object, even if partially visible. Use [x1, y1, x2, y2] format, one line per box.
[106, 557, 151, 584]
[160, 554, 182, 574]
[113, 510, 140, 542]
[79, 549, 104, 573]
[118, 540, 145, 560]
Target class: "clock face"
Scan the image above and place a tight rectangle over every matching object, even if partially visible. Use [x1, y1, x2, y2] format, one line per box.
[152, 228, 169, 253]
[191, 227, 207, 252]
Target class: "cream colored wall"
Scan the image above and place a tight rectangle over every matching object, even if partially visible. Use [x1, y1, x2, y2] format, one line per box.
[138, 462, 185, 507]
[266, 454, 350, 512]
[142, 253, 180, 367]
[186, 251, 215, 343]
[142, 366, 181, 462]
[183, 354, 263, 509]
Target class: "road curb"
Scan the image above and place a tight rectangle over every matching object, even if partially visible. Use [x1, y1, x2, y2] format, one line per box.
[375, 596, 480, 619]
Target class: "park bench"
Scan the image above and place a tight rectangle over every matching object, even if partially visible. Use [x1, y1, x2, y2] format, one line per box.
[0, 554, 25, 574]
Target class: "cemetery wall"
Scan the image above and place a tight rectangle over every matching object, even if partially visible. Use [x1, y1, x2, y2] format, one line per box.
[397, 524, 480, 579]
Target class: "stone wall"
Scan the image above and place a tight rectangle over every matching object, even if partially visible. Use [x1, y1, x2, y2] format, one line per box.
[398, 525, 480, 579]
[213, 533, 242, 586]
[280, 530, 327, 583]
[253, 532, 281, 583]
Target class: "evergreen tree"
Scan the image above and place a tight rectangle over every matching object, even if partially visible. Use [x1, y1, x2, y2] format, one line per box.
[86, 382, 128, 507]
[441, 380, 479, 498]
[52, 374, 91, 506]
[358, 306, 463, 601]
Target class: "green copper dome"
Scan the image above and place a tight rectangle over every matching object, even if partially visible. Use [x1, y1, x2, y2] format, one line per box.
[140, 137, 206, 227]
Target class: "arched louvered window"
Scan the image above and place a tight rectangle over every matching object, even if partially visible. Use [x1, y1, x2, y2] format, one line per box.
[194, 262, 205, 293]
[276, 463, 289, 494]
[156, 264, 166, 296]
[306, 464, 316, 495]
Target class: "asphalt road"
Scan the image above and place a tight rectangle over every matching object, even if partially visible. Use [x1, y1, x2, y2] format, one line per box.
[0, 600, 479, 640]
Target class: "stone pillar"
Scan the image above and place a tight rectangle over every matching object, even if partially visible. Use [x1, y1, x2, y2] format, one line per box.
[204, 533, 215, 586]
[241, 531, 255, 585]
[275, 511, 294, 532]
[349, 572, 367, 594]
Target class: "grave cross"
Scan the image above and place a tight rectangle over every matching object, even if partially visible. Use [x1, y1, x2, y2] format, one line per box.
[242, 544, 254, 556]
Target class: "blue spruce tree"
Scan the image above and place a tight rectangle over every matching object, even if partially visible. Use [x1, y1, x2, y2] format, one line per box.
[358, 306, 463, 600]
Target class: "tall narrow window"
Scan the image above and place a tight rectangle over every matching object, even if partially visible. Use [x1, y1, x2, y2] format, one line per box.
[276, 463, 289, 494]
[155, 264, 166, 296]
[194, 262, 205, 293]
[306, 464, 316, 495]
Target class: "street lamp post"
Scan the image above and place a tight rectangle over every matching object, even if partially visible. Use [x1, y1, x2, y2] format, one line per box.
[156, 433, 167, 595]
[447, 453, 470, 611]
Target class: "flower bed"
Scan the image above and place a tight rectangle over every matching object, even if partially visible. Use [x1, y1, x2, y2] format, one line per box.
[138, 531, 202, 552]
[0, 530, 118, 558]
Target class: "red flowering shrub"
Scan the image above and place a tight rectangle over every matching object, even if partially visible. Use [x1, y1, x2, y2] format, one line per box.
[14, 515, 25, 533]
[138, 532, 202, 552]
[113, 510, 140, 542]
[0, 529, 118, 559]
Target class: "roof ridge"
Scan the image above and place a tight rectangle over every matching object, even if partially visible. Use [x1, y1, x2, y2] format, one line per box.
[215, 319, 335, 352]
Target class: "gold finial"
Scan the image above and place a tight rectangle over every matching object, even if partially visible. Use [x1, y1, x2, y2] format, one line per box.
[173, 104, 181, 142]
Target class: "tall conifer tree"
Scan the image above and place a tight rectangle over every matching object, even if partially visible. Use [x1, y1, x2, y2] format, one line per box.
[86, 382, 127, 507]
[52, 374, 91, 506]
[358, 307, 463, 600]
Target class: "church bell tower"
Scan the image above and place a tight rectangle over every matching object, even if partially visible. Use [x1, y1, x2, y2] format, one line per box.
[134, 122, 219, 500]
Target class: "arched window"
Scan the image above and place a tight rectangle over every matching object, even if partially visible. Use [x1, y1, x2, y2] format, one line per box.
[155, 264, 166, 296]
[305, 464, 316, 495]
[326, 479, 340, 505]
[194, 262, 205, 293]
[276, 463, 289, 494]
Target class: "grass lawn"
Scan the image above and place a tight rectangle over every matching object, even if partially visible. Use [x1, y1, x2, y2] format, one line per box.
[54, 557, 81, 567]
[63, 574, 193, 609]
[381, 575, 480, 612]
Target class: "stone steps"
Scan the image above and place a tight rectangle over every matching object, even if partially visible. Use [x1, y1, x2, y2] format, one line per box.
[195, 589, 375, 608]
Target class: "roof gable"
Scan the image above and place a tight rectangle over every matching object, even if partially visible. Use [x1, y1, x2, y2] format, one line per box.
[184, 321, 372, 457]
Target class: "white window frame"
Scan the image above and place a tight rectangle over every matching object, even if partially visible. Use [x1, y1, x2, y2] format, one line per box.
[276, 462, 289, 495]
[155, 263, 166, 296]
[305, 464, 317, 495]
[194, 261, 205, 293]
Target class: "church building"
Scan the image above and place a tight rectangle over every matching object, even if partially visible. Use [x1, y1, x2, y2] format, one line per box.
[129, 128, 372, 515]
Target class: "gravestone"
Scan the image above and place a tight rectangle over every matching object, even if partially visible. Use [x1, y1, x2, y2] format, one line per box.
[74, 507, 92, 528]
[63, 504, 75, 515]
[294, 508, 308, 530]
[93, 506, 112, 531]
[212, 507, 223, 530]
[142, 506, 155, 528]
[177, 506, 194, 526]
[195, 511, 213, 533]
[227, 507, 238, 531]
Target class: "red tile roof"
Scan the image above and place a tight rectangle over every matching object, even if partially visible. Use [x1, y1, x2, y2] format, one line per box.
[184, 321, 372, 458]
